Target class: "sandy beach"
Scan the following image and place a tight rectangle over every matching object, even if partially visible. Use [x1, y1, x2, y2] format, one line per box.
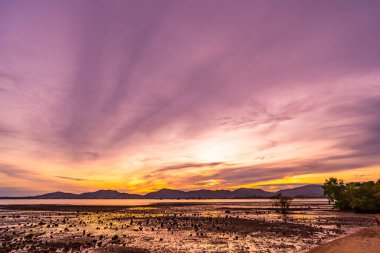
[309, 225, 380, 253]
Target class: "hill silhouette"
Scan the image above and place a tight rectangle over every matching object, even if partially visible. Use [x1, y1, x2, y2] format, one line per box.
[0, 185, 325, 199]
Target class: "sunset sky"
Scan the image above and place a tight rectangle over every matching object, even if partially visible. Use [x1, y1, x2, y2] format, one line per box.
[1, 1, 380, 196]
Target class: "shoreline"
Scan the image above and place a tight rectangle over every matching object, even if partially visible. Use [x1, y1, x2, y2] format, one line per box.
[308, 225, 380, 253]
[0, 199, 333, 212]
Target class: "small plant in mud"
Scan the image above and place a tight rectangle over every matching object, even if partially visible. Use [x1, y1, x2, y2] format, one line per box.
[273, 193, 293, 214]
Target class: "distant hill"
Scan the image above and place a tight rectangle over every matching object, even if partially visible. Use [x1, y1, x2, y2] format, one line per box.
[186, 189, 234, 199]
[0, 184, 325, 199]
[34, 190, 142, 199]
[276, 184, 324, 198]
[231, 188, 275, 198]
[144, 189, 186, 199]
[79, 190, 142, 199]
[143, 188, 275, 199]
[35, 191, 79, 199]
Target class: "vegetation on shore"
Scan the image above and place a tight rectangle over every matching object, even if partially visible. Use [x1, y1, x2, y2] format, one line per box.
[323, 177, 380, 212]
[273, 193, 293, 214]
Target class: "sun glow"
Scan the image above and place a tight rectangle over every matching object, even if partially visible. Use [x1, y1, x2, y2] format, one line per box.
[197, 144, 229, 163]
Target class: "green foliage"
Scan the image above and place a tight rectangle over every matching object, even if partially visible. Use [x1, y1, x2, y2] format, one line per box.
[323, 178, 380, 212]
[322, 177, 350, 209]
[273, 193, 292, 214]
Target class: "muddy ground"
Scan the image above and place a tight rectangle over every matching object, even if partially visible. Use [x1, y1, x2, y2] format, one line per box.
[0, 202, 376, 253]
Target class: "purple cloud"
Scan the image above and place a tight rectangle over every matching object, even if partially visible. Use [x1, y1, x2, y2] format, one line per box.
[0, 1, 380, 194]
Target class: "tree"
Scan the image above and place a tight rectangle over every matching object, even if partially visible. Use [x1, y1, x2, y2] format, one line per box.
[273, 193, 292, 214]
[323, 178, 380, 212]
[346, 181, 380, 211]
[323, 177, 350, 209]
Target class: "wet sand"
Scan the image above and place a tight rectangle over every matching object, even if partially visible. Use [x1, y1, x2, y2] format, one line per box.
[309, 226, 380, 253]
[0, 202, 377, 252]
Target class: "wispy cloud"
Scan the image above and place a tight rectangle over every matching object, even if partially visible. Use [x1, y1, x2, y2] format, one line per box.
[155, 162, 226, 173]
[0, 164, 33, 178]
[55, 176, 85, 181]
[0, 1, 380, 194]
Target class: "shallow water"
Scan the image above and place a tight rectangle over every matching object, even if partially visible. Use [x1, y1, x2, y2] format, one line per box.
[0, 198, 329, 206]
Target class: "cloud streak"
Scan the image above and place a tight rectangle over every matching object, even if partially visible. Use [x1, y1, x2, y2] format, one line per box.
[55, 176, 85, 181]
[154, 162, 226, 173]
[0, 0, 380, 195]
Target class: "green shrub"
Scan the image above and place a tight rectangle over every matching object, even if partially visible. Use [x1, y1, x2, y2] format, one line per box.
[323, 178, 380, 211]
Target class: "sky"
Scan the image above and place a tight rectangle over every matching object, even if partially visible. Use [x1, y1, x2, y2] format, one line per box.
[1, 0, 380, 196]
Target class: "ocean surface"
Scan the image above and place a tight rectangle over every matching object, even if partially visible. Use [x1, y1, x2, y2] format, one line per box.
[0, 198, 328, 206]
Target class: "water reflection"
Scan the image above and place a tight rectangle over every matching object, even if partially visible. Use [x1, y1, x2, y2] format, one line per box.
[0, 199, 375, 253]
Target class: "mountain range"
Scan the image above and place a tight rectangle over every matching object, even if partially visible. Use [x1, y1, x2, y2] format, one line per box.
[0, 184, 324, 199]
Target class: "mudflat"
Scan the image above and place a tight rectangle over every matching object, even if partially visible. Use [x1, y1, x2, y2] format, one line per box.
[309, 226, 380, 253]
[0, 202, 377, 252]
